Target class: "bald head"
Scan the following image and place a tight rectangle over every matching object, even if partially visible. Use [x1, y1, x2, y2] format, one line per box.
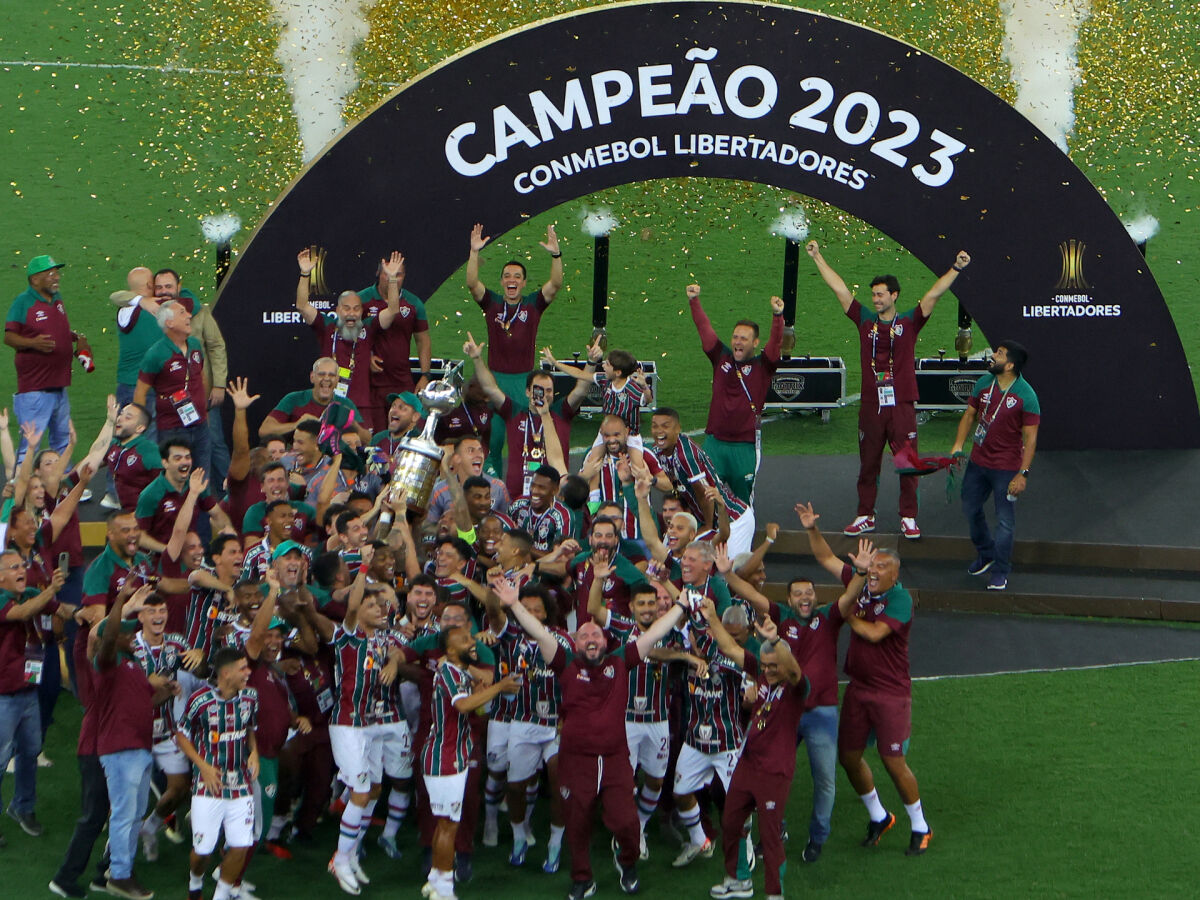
[128, 267, 153, 295]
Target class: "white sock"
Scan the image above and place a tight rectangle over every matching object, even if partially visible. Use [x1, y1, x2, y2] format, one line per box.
[636, 785, 662, 829]
[432, 867, 454, 893]
[549, 824, 565, 849]
[484, 774, 505, 825]
[336, 803, 365, 862]
[383, 791, 410, 839]
[511, 820, 529, 843]
[904, 800, 928, 833]
[354, 798, 378, 850]
[189, 872, 205, 891]
[213, 880, 235, 900]
[678, 803, 707, 845]
[860, 789, 887, 821]
[267, 815, 287, 841]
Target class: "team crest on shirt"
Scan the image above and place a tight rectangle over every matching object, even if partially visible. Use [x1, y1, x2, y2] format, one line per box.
[536, 701, 550, 718]
[603, 578, 614, 592]
[809, 619, 820, 631]
[893, 323, 904, 337]
[517, 309, 528, 323]
[873, 602, 885, 615]
[560, 786, 571, 799]
[191, 351, 201, 364]
[741, 365, 751, 375]
[126, 457, 136, 467]
[697, 724, 713, 741]
[400, 307, 410, 318]
[1006, 396, 1017, 408]
[602, 665, 614, 679]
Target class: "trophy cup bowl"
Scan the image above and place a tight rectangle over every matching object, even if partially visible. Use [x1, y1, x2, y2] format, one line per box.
[387, 380, 461, 517]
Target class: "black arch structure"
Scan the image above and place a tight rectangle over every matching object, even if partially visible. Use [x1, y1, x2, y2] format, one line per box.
[214, 0, 1199, 450]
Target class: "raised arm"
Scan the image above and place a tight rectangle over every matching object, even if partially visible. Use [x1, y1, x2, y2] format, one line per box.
[585, 553, 614, 625]
[375, 252, 404, 330]
[537, 402, 567, 476]
[463, 332, 505, 408]
[2, 568, 65, 623]
[754, 615, 802, 685]
[714, 542, 771, 619]
[77, 397, 118, 474]
[466, 224, 489, 303]
[805, 241, 855, 313]
[342, 545, 373, 631]
[540, 346, 593, 383]
[0, 409, 14, 481]
[226, 377, 259, 482]
[165, 469, 206, 561]
[697, 595, 745, 667]
[918, 251, 971, 318]
[634, 601, 687, 659]
[295, 249, 319, 325]
[686, 284, 720, 353]
[794, 502, 846, 580]
[633, 474, 669, 563]
[835, 540, 874, 619]
[539, 225, 563, 302]
[497, 579, 561, 663]
[245, 568, 280, 661]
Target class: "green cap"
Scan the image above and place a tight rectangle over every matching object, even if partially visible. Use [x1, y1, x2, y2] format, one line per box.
[268, 616, 290, 631]
[27, 255, 65, 277]
[271, 540, 306, 561]
[386, 391, 425, 416]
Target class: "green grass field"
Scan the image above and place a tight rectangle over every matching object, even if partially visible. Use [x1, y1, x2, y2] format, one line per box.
[1, 0, 1197, 450]
[4, 659, 1197, 898]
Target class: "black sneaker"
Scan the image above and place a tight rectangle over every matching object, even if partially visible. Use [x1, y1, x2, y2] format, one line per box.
[7, 806, 44, 836]
[613, 842, 640, 894]
[87, 875, 108, 894]
[861, 811, 895, 847]
[967, 556, 994, 576]
[906, 829, 932, 856]
[49, 880, 87, 899]
[802, 840, 822, 862]
[568, 881, 598, 900]
[454, 851, 474, 885]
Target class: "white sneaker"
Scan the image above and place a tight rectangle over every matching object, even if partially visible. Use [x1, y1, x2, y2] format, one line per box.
[482, 817, 499, 847]
[639, 830, 649, 860]
[710, 877, 754, 899]
[348, 855, 370, 885]
[80, 489, 93, 503]
[100, 494, 121, 510]
[672, 838, 713, 867]
[37, 752, 53, 768]
[421, 882, 458, 900]
[328, 857, 360, 895]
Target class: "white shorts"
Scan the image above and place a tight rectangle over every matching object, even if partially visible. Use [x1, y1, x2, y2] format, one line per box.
[425, 770, 469, 822]
[506, 721, 558, 783]
[152, 737, 190, 776]
[485, 720, 511, 773]
[673, 743, 740, 795]
[329, 724, 383, 793]
[626, 720, 670, 779]
[372, 720, 413, 780]
[191, 794, 255, 855]
[727, 507, 756, 558]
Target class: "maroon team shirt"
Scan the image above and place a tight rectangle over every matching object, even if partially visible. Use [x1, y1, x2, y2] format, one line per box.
[477, 289, 548, 374]
[249, 657, 293, 758]
[837, 582, 913, 695]
[286, 652, 334, 734]
[362, 291, 427, 393]
[5, 288, 74, 392]
[224, 472, 265, 541]
[550, 641, 642, 756]
[0, 589, 58, 694]
[310, 315, 381, 412]
[770, 602, 841, 710]
[690, 297, 783, 444]
[94, 655, 156, 755]
[44, 469, 85, 568]
[739, 653, 809, 777]
[496, 396, 578, 499]
[848, 301, 928, 406]
[433, 401, 494, 446]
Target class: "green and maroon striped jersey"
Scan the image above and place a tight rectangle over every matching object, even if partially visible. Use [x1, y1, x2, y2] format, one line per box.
[653, 433, 748, 522]
[420, 660, 474, 776]
[183, 571, 237, 657]
[605, 613, 684, 723]
[682, 629, 745, 754]
[132, 632, 188, 743]
[180, 686, 258, 799]
[493, 619, 572, 726]
[330, 624, 392, 727]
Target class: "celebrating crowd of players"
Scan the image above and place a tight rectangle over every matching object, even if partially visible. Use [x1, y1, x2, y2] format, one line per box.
[0, 226, 1042, 900]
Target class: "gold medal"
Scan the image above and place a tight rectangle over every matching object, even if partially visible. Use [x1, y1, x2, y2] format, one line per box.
[529, 446, 544, 461]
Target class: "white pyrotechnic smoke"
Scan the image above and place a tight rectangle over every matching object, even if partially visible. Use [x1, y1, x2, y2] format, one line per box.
[1123, 214, 1159, 245]
[580, 207, 620, 238]
[1000, 0, 1091, 153]
[271, 0, 378, 163]
[769, 206, 810, 242]
[200, 212, 242, 245]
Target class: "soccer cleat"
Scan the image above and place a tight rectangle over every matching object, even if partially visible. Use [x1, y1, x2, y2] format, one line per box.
[348, 855, 370, 885]
[900, 517, 921, 540]
[264, 840, 292, 860]
[567, 880, 598, 900]
[509, 838, 529, 867]
[49, 880, 88, 899]
[906, 829, 932, 856]
[639, 830, 649, 861]
[843, 515, 876, 536]
[232, 885, 261, 900]
[986, 572, 1008, 591]
[481, 817, 499, 847]
[140, 829, 158, 862]
[802, 840, 822, 862]
[862, 811, 896, 847]
[328, 856, 361, 896]
[543, 842, 562, 874]
[613, 839, 640, 893]
[967, 556, 994, 576]
[377, 833, 402, 859]
[162, 815, 185, 845]
[709, 877, 754, 899]
[672, 838, 714, 868]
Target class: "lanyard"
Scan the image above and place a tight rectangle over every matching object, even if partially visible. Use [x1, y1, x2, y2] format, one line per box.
[980, 378, 1015, 427]
[498, 300, 521, 334]
[734, 365, 757, 415]
[523, 412, 545, 464]
[329, 327, 358, 377]
[462, 404, 481, 436]
[869, 320, 896, 381]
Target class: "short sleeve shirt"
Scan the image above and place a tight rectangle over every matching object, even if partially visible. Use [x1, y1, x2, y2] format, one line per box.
[267, 390, 361, 429]
[848, 301, 928, 404]
[5, 287, 73, 392]
[107, 435, 163, 512]
[967, 375, 1041, 471]
[842, 582, 913, 694]
[550, 641, 642, 756]
[359, 284, 428, 391]
[478, 289, 548, 374]
[310, 315, 380, 410]
[139, 336, 207, 430]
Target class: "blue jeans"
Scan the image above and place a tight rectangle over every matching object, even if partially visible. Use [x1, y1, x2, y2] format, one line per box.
[961, 461, 1018, 576]
[100, 748, 153, 880]
[13, 388, 71, 461]
[798, 704, 838, 846]
[0, 689, 42, 815]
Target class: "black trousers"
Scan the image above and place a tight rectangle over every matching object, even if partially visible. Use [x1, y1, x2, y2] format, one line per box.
[53, 754, 112, 887]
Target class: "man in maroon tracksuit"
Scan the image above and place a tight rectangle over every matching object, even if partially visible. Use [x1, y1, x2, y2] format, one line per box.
[686, 285, 783, 505]
[498, 581, 689, 900]
[806, 241, 971, 540]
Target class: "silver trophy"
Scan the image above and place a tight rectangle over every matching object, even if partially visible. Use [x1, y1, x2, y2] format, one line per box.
[387, 380, 461, 516]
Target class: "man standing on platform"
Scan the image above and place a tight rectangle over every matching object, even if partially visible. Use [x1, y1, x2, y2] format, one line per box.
[6, 255, 92, 460]
[806, 241, 970, 540]
[358, 257, 432, 425]
[500, 580, 689, 899]
[950, 341, 1039, 591]
[466, 223, 563, 470]
[835, 546, 932, 857]
[686, 286, 783, 505]
[294, 250, 405, 432]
